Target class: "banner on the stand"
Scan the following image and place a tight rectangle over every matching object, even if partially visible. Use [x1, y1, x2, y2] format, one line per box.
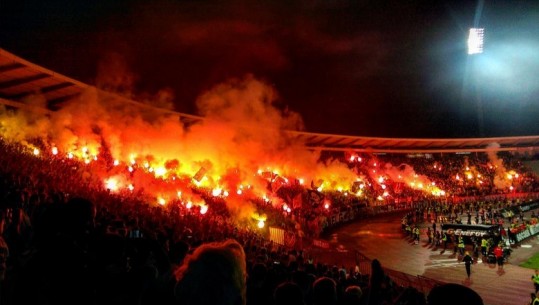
[514, 223, 539, 243]
[312, 239, 330, 249]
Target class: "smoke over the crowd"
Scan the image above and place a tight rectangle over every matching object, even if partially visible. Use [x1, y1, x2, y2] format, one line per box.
[380, 163, 443, 196]
[0, 74, 361, 221]
[486, 142, 511, 189]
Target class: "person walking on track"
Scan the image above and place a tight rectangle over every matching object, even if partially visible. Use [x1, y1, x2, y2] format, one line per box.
[493, 244, 504, 272]
[463, 251, 473, 279]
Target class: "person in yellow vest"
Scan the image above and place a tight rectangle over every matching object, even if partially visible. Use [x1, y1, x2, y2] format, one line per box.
[533, 291, 539, 305]
[442, 231, 448, 250]
[458, 234, 465, 256]
[480, 236, 488, 256]
[413, 226, 420, 244]
[532, 269, 539, 293]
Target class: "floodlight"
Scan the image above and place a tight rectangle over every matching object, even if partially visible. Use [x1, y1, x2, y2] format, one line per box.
[468, 28, 484, 55]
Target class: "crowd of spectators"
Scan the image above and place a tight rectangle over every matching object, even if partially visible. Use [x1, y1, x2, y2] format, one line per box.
[1, 138, 538, 304]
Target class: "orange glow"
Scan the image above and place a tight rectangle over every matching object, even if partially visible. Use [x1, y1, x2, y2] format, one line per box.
[200, 205, 208, 214]
[212, 188, 222, 197]
[1, 75, 482, 227]
[105, 178, 118, 191]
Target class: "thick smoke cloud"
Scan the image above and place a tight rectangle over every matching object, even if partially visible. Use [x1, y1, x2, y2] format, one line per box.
[0, 73, 359, 221]
[486, 142, 511, 189]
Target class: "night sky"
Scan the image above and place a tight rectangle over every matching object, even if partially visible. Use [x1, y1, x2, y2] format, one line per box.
[1, 0, 538, 138]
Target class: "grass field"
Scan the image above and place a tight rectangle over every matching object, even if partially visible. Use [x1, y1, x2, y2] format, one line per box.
[520, 251, 539, 270]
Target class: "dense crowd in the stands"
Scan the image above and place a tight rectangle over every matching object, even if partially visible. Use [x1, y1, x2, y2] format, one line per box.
[1, 138, 538, 305]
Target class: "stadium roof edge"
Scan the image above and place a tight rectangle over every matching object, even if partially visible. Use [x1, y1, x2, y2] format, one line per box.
[1, 48, 538, 154]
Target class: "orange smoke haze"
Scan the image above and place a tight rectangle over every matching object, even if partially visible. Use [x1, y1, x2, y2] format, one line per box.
[0, 75, 363, 221]
[378, 163, 445, 196]
[486, 142, 513, 189]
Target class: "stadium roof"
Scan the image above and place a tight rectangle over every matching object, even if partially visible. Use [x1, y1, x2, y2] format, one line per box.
[1, 48, 539, 154]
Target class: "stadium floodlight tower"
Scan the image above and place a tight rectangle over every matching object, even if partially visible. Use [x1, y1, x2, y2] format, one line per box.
[467, 27, 485, 136]
[468, 28, 484, 55]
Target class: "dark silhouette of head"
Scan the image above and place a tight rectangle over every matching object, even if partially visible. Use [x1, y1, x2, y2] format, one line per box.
[174, 239, 246, 305]
[427, 284, 483, 305]
[342, 285, 363, 305]
[312, 277, 337, 305]
[274, 281, 304, 305]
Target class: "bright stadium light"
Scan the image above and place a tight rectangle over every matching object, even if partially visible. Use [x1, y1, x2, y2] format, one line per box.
[468, 28, 484, 54]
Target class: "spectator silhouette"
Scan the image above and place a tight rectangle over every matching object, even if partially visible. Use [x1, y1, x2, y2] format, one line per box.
[273, 281, 304, 305]
[342, 285, 364, 305]
[312, 276, 337, 305]
[365, 259, 394, 305]
[247, 262, 272, 305]
[427, 283, 483, 305]
[174, 239, 247, 305]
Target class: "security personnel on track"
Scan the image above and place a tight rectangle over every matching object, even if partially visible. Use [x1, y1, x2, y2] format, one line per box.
[481, 236, 488, 256]
[413, 226, 420, 244]
[532, 270, 539, 293]
[442, 231, 448, 250]
[458, 234, 465, 256]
